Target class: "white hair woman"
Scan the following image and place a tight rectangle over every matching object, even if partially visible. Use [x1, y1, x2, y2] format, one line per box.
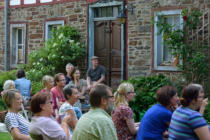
[3, 89, 30, 140]
[1, 80, 15, 96]
[112, 82, 138, 140]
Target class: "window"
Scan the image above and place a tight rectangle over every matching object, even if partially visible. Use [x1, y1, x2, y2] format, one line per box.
[93, 6, 120, 18]
[154, 10, 183, 71]
[10, 24, 26, 68]
[45, 20, 64, 40]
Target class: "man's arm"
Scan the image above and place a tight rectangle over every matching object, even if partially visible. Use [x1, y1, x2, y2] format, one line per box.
[93, 75, 105, 86]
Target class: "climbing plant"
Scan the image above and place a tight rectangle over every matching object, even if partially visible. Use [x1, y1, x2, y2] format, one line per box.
[155, 8, 208, 86]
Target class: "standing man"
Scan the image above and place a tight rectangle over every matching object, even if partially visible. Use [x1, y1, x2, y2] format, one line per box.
[86, 56, 106, 90]
[72, 84, 117, 140]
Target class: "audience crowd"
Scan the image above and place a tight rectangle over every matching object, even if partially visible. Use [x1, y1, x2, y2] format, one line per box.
[1, 56, 210, 140]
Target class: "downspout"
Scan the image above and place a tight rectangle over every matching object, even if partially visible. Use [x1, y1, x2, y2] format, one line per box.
[4, 0, 8, 71]
[121, 0, 126, 81]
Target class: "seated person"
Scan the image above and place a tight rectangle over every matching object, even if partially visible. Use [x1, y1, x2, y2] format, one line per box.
[86, 56, 106, 90]
[112, 83, 139, 140]
[169, 84, 210, 140]
[136, 86, 179, 140]
[58, 85, 80, 136]
[15, 69, 31, 106]
[65, 63, 74, 85]
[29, 92, 71, 140]
[3, 89, 30, 140]
[1, 80, 15, 96]
[69, 68, 90, 109]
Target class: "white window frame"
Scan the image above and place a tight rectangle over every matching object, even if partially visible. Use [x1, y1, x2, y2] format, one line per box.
[45, 20, 64, 40]
[10, 24, 26, 68]
[154, 10, 183, 71]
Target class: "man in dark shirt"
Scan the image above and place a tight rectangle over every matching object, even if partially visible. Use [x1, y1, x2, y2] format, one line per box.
[87, 56, 106, 90]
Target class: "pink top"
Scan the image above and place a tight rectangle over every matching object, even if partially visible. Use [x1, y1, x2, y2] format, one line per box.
[51, 86, 65, 109]
[112, 105, 135, 140]
[40, 88, 57, 116]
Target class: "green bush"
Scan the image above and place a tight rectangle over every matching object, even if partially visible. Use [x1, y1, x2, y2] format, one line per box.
[0, 70, 17, 92]
[25, 26, 85, 82]
[127, 74, 172, 122]
[31, 81, 43, 95]
[0, 70, 17, 111]
[204, 101, 210, 124]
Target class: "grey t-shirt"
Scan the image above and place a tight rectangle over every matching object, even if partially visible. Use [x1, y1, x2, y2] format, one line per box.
[29, 116, 68, 140]
[87, 65, 106, 82]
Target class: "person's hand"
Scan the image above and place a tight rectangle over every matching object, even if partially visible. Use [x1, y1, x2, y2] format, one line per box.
[93, 82, 97, 87]
[62, 114, 71, 125]
[87, 85, 92, 91]
[201, 98, 208, 109]
[199, 98, 208, 115]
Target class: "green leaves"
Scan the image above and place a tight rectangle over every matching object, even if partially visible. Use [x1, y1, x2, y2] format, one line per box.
[155, 8, 208, 85]
[127, 74, 171, 122]
[25, 26, 85, 94]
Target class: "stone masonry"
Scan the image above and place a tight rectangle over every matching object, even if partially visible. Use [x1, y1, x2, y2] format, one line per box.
[127, 0, 210, 78]
[0, 0, 87, 72]
[1, 0, 210, 81]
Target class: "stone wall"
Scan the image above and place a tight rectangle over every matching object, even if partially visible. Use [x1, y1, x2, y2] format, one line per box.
[0, 0, 87, 71]
[126, 0, 210, 78]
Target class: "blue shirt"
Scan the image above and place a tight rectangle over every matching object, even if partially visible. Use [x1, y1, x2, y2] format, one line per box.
[136, 104, 172, 140]
[15, 77, 31, 98]
[169, 107, 208, 140]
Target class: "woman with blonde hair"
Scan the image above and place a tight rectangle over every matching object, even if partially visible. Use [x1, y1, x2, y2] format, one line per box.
[112, 82, 138, 140]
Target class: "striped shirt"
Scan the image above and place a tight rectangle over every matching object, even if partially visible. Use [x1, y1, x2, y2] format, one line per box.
[169, 106, 208, 140]
[5, 112, 30, 135]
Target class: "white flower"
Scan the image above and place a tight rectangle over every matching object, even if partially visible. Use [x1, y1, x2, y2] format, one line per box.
[53, 43, 57, 47]
[69, 40, 74, 43]
[58, 33, 64, 39]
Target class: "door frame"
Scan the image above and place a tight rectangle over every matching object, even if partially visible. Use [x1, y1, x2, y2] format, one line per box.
[88, 1, 125, 81]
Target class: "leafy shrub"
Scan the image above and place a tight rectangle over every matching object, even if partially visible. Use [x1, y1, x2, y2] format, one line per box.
[0, 70, 17, 111]
[204, 101, 210, 124]
[126, 74, 172, 122]
[25, 26, 85, 82]
[31, 81, 43, 95]
[0, 70, 17, 92]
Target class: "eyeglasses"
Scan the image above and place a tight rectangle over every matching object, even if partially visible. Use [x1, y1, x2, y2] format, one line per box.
[106, 95, 114, 99]
[46, 101, 53, 104]
[59, 79, 66, 82]
[127, 91, 135, 94]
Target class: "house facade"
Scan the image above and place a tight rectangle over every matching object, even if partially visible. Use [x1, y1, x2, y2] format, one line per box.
[0, 0, 210, 87]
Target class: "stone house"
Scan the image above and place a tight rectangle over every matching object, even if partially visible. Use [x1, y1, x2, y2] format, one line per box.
[0, 0, 210, 87]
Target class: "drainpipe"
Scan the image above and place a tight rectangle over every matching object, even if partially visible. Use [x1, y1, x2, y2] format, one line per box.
[4, 0, 8, 71]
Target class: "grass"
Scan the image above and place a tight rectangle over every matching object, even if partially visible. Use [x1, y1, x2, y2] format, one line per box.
[0, 132, 12, 140]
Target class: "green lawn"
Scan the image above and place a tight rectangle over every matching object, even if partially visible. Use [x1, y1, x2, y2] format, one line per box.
[0, 132, 12, 140]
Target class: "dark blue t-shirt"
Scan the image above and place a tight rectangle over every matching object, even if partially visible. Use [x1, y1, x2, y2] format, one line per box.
[136, 104, 172, 140]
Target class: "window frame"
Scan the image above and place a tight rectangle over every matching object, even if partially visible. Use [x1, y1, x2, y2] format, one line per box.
[153, 9, 183, 71]
[45, 20, 64, 41]
[10, 24, 26, 68]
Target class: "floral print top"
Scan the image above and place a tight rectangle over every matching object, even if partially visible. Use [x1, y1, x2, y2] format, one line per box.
[112, 104, 135, 140]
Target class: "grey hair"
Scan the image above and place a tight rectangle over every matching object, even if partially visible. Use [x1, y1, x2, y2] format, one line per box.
[3, 80, 15, 90]
[190, 84, 203, 92]
[66, 63, 74, 69]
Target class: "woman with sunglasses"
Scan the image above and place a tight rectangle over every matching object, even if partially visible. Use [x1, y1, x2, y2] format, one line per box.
[29, 92, 71, 140]
[112, 82, 139, 140]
